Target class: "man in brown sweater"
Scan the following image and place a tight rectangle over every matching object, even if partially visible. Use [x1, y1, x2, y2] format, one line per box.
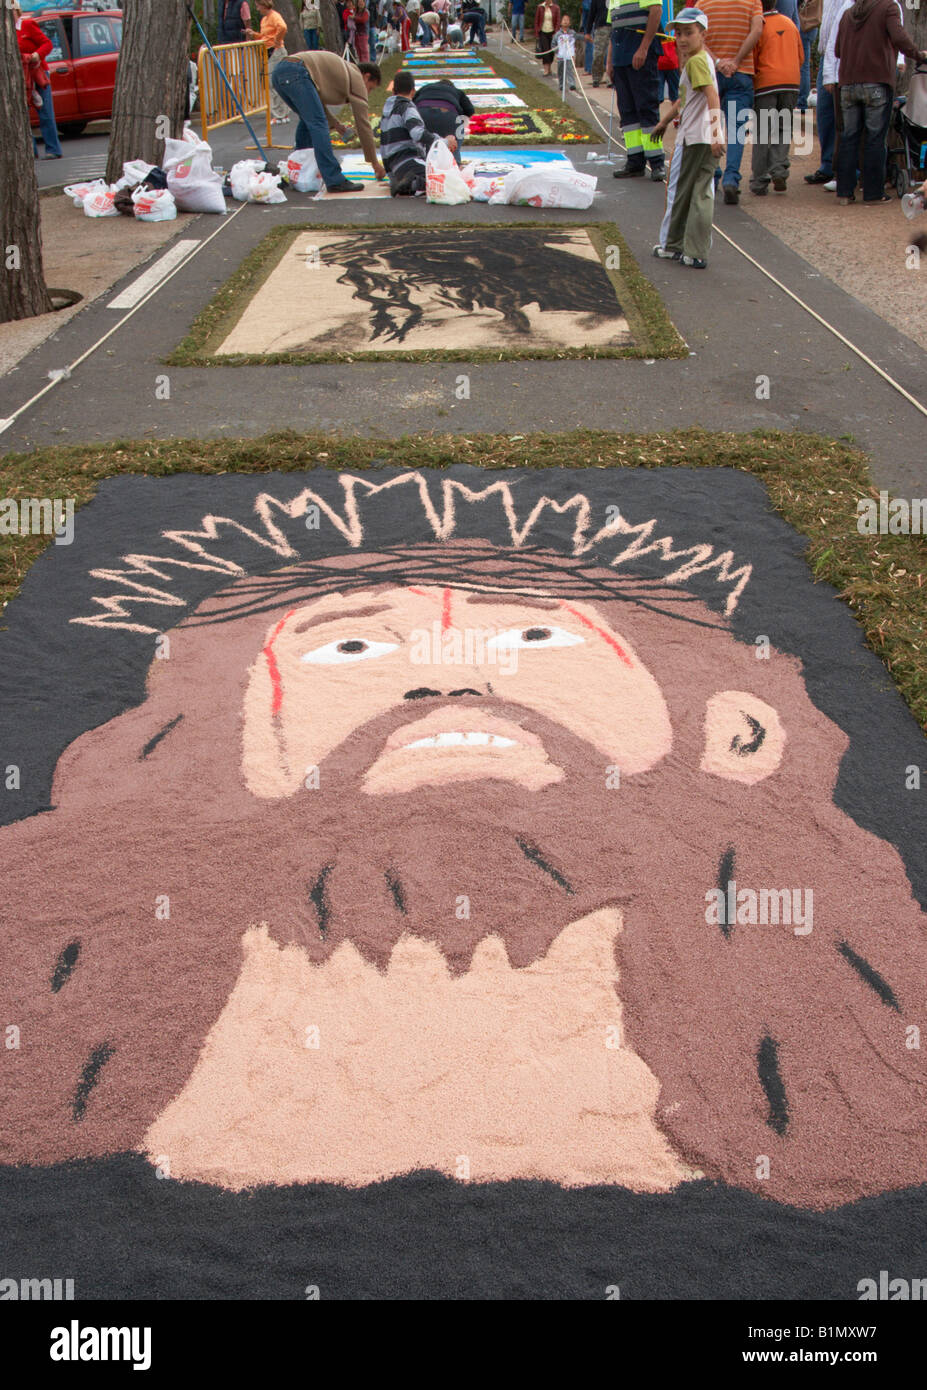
[833, 0, 926, 203]
[271, 51, 387, 190]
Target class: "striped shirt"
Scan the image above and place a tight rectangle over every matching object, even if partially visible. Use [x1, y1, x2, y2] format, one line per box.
[379, 93, 437, 174]
[700, 0, 764, 75]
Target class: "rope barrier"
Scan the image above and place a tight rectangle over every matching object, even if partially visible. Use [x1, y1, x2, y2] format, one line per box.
[495, 18, 626, 151]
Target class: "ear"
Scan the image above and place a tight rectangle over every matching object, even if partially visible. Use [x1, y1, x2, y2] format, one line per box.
[700, 690, 785, 785]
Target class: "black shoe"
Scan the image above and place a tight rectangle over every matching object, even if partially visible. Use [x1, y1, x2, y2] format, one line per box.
[326, 179, 364, 192]
[804, 169, 831, 184]
[722, 185, 739, 204]
[613, 164, 645, 178]
[648, 162, 666, 182]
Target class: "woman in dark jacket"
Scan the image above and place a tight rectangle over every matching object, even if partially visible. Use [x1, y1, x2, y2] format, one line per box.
[218, 0, 251, 44]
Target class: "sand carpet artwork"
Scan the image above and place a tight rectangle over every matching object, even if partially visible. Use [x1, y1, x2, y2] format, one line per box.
[2, 463, 927, 1297]
[216, 228, 631, 357]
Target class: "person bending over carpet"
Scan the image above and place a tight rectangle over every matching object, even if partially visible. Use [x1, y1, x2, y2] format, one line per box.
[272, 51, 387, 191]
[414, 75, 475, 163]
[380, 70, 457, 193]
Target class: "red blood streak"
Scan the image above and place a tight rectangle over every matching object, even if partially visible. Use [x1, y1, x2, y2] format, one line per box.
[560, 602, 633, 668]
[264, 609, 296, 716]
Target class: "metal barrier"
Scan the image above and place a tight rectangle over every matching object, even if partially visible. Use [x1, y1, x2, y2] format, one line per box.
[198, 38, 273, 149]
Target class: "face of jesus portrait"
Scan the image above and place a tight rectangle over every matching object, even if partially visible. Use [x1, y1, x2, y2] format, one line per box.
[241, 584, 785, 800]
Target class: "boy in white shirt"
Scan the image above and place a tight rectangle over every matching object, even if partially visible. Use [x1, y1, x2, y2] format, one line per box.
[555, 15, 577, 91]
[651, 7, 724, 269]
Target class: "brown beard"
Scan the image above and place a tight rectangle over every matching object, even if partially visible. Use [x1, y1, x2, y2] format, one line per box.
[3, 551, 927, 1209]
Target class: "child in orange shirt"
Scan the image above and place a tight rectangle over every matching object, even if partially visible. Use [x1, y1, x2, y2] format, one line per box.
[749, 0, 804, 195]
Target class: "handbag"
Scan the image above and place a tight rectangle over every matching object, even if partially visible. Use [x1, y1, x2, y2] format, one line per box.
[799, 0, 821, 32]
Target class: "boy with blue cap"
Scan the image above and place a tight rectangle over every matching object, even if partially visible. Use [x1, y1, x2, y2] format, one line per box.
[651, 7, 724, 268]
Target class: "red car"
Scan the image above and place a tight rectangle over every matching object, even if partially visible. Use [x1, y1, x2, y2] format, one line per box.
[28, 6, 123, 137]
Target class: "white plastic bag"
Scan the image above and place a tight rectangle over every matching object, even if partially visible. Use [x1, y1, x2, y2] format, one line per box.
[166, 147, 226, 213]
[163, 133, 226, 213]
[249, 171, 287, 204]
[83, 184, 118, 217]
[229, 159, 265, 202]
[283, 148, 322, 193]
[114, 160, 157, 191]
[228, 159, 286, 203]
[460, 162, 515, 203]
[131, 187, 178, 222]
[64, 179, 107, 208]
[489, 165, 597, 210]
[425, 139, 470, 205]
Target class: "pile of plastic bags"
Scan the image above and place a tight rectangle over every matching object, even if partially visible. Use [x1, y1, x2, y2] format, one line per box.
[228, 159, 287, 204]
[63, 125, 228, 221]
[426, 143, 598, 209]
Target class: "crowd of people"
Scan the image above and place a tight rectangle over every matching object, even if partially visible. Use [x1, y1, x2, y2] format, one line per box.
[498, 0, 926, 268]
[18, 0, 927, 265]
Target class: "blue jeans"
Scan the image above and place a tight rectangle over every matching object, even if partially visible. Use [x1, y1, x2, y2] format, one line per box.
[34, 83, 62, 157]
[837, 82, 892, 200]
[798, 26, 815, 110]
[271, 60, 345, 188]
[715, 71, 753, 188]
[662, 68, 679, 103]
[511, 10, 525, 39]
[814, 66, 835, 174]
[303, 27, 320, 47]
[464, 14, 487, 43]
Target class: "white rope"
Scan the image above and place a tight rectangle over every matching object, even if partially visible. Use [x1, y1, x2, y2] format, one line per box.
[711, 224, 927, 421]
[495, 18, 626, 149]
[0, 205, 249, 437]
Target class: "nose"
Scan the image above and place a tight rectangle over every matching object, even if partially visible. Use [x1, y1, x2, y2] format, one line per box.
[403, 687, 484, 700]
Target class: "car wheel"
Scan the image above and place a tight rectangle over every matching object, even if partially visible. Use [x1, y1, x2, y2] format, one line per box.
[59, 122, 88, 138]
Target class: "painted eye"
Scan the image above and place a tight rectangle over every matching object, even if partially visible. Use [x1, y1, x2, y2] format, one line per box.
[486, 626, 584, 651]
[301, 639, 398, 665]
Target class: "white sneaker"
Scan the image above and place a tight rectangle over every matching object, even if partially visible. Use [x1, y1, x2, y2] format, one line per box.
[824, 179, 837, 191]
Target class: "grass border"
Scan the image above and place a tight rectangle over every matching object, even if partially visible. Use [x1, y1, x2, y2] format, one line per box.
[165, 220, 687, 366]
[1, 428, 925, 733]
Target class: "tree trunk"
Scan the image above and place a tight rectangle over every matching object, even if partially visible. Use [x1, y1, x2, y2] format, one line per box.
[319, 0, 344, 53]
[106, 0, 192, 184]
[274, 1, 306, 52]
[0, 8, 52, 323]
[906, 4, 927, 51]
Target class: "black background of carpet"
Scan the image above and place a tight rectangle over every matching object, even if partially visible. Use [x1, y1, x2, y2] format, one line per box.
[1, 464, 925, 1300]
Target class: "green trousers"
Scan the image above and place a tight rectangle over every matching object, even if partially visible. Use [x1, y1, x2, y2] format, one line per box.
[664, 141, 717, 263]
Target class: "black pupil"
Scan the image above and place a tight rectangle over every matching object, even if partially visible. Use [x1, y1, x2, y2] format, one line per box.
[523, 628, 551, 642]
[338, 640, 367, 653]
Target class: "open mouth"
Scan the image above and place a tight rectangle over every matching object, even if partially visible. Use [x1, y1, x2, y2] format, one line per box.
[384, 707, 541, 753]
[365, 705, 560, 794]
[401, 731, 518, 749]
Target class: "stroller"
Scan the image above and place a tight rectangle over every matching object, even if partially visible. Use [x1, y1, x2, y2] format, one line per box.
[887, 62, 927, 197]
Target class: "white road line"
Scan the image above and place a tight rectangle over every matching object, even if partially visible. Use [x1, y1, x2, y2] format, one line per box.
[108, 239, 202, 309]
[0, 204, 246, 437]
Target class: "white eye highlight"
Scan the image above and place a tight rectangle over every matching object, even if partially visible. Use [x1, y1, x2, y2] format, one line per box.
[486, 625, 584, 652]
[300, 638, 399, 665]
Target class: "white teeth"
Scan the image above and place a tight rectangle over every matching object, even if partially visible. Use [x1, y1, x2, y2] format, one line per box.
[402, 731, 517, 750]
